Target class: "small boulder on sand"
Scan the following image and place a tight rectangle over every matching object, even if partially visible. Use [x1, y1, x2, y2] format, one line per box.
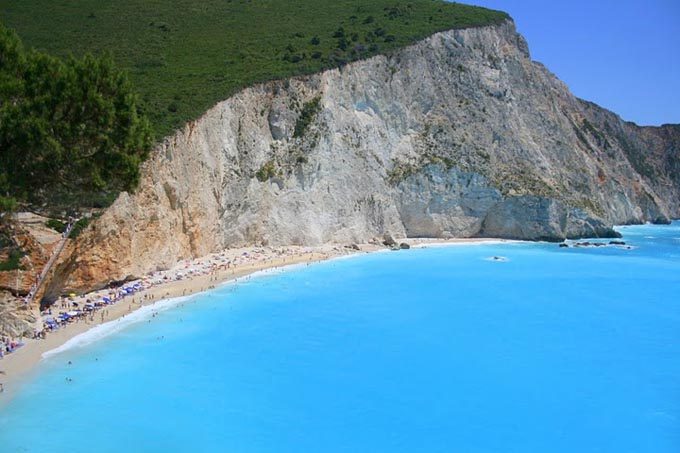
[382, 233, 397, 247]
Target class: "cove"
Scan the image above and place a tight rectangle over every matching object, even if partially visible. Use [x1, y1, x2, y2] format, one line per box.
[0, 223, 679, 452]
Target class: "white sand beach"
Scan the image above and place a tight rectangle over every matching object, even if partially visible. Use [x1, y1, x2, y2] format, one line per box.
[0, 238, 505, 401]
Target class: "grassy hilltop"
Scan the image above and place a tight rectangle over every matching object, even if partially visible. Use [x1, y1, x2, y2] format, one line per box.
[1, 0, 508, 139]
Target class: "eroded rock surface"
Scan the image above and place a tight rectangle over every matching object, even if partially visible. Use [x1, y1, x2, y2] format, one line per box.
[53, 20, 678, 292]
[480, 195, 620, 241]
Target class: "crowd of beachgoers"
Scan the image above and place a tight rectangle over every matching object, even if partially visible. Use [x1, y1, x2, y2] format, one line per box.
[0, 337, 22, 361]
[0, 245, 339, 368]
[0, 238, 507, 396]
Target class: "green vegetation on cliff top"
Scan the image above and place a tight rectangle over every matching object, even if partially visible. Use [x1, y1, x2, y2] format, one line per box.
[1, 0, 508, 139]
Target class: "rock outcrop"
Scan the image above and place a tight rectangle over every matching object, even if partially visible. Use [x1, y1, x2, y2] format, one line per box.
[480, 195, 620, 241]
[0, 214, 65, 336]
[52, 20, 679, 293]
[0, 293, 37, 337]
[0, 213, 61, 297]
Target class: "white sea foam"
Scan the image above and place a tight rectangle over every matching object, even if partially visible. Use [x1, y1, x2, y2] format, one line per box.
[329, 249, 391, 260]
[42, 295, 193, 358]
[216, 250, 392, 290]
[216, 262, 310, 290]
[42, 255, 375, 358]
[40, 242, 509, 358]
[411, 239, 519, 249]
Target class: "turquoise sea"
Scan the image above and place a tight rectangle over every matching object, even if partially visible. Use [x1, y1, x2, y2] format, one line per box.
[1, 223, 679, 452]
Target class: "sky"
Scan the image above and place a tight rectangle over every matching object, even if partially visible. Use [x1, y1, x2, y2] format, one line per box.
[464, 0, 680, 126]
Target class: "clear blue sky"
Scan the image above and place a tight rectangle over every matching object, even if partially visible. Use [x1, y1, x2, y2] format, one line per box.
[464, 0, 680, 126]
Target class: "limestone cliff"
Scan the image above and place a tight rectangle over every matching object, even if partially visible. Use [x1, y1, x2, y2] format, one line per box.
[54, 20, 679, 293]
[0, 213, 61, 335]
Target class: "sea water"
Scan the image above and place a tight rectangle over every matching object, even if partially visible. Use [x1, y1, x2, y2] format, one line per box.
[1, 223, 679, 452]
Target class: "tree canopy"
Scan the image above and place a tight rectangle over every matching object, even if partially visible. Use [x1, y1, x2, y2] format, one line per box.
[0, 24, 152, 210]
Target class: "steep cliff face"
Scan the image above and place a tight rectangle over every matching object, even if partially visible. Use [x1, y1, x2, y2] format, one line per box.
[578, 100, 680, 220]
[56, 20, 679, 292]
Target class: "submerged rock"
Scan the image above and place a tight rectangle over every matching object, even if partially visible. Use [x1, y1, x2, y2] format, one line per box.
[485, 256, 509, 262]
[573, 241, 609, 247]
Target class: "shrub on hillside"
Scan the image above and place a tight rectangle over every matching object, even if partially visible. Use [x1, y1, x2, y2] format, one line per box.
[45, 219, 67, 233]
[293, 97, 322, 138]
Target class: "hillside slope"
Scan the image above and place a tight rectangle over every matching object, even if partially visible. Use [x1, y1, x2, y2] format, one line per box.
[0, 0, 507, 138]
[53, 20, 679, 293]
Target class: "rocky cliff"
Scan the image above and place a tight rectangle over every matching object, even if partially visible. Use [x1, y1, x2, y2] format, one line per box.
[54, 20, 679, 293]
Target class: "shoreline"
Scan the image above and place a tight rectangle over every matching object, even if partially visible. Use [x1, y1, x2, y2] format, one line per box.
[0, 237, 506, 402]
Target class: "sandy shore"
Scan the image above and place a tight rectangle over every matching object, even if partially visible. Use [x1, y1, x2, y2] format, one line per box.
[0, 237, 505, 402]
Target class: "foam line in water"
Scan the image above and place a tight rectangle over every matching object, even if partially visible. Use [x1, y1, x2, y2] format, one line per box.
[215, 263, 309, 291]
[410, 240, 518, 249]
[215, 251, 390, 290]
[43, 256, 368, 358]
[42, 295, 193, 358]
[40, 244, 503, 358]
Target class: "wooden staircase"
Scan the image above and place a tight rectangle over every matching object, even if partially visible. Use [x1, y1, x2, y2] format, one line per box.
[24, 222, 73, 305]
